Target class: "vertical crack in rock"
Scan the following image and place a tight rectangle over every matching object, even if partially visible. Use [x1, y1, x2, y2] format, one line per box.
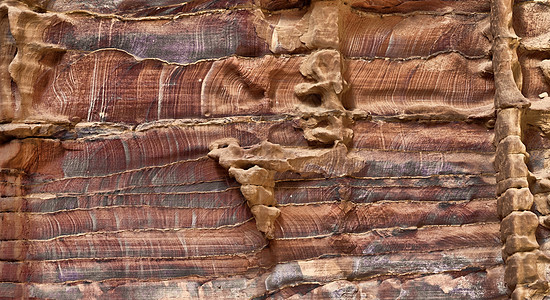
[492, 0, 550, 298]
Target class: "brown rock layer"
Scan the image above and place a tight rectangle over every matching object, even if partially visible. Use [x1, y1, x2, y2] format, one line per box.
[4, 0, 543, 298]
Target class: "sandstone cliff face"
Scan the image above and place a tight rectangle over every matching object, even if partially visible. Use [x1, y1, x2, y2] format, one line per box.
[1, 0, 550, 299]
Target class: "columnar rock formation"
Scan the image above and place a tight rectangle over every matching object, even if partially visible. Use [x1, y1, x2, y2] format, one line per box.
[1, 0, 550, 299]
[492, 0, 550, 298]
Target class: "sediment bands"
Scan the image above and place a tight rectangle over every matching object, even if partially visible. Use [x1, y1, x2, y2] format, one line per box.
[0, 224, 500, 282]
[0, 200, 496, 240]
[16, 50, 493, 123]
[0, 117, 501, 290]
[0, 0, 517, 298]
[1, 0, 497, 122]
[3, 264, 506, 299]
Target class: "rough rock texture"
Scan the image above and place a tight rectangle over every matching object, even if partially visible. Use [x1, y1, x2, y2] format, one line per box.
[1, 0, 549, 299]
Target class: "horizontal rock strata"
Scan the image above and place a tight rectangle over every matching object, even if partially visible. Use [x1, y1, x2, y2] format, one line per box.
[4, 0, 546, 298]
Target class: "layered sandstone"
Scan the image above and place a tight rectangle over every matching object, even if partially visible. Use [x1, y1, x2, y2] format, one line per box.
[1, 0, 550, 299]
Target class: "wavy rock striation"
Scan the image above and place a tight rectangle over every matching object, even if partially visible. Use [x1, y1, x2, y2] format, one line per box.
[2, 0, 549, 298]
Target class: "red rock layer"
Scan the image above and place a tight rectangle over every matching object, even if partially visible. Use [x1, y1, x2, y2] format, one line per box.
[18, 51, 493, 122]
[349, 0, 491, 14]
[38, 10, 269, 63]
[340, 6, 491, 58]
[2, 252, 505, 298]
[0, 0, 510, 298]
[41, 0, 310, 16]
[1, 0, 496, 122]
[345, 54, 494, 116]
[48, 0, 254, 16]
[0, 118, 503, 296]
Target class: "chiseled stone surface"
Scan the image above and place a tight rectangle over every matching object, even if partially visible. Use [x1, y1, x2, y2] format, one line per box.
[1, 0, 550, 299]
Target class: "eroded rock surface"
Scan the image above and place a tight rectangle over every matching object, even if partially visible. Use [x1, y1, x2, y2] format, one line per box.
[2, 0, 549, 299]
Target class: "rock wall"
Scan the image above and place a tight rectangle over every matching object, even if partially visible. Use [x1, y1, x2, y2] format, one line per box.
[1, 0, 550, 299]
